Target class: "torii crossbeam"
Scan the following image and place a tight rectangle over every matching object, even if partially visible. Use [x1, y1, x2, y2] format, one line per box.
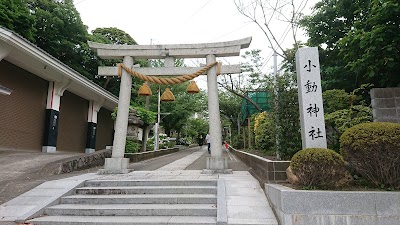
[89, 37, 252, 174]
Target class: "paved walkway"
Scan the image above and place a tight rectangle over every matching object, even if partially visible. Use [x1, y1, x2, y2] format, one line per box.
[0, 146, 278, 225]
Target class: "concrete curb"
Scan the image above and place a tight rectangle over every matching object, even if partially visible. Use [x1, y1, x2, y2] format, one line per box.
[266, 183, 400, 225]
[217, 178, 227, 225]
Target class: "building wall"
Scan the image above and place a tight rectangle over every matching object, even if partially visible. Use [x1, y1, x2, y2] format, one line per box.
[370, 88, 400, 123]
[96, 108, 114, 150]
[57, 91, 88, 152]
[0, 60, 47, 151]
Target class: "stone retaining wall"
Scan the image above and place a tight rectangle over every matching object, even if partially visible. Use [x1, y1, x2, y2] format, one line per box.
[370, 87, 400, 123]
[266, 183, 400, 225]
[40, 149, 112, 175]
[125, 147, 179, 162]
[228, 147, 290, 183]
[40, 147, 180, 175]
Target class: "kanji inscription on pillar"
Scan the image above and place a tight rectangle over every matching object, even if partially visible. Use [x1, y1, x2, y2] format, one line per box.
[296, 47, 327, 149]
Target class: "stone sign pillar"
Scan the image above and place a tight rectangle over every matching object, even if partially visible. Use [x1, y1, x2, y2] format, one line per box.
[295, 47, 327, 149]
[100, 56, 133, 174]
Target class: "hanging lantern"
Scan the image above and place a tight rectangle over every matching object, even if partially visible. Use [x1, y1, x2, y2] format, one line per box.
[186, 80, 200, 94]
[160, 88, 175, 102]
[138, 83, 152, 96]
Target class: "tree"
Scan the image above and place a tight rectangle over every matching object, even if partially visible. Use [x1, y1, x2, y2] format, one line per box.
[92, 27, 137, 45]
[301, 0, 400, 90]
[219, 91, 242, 129]
[254, 112, 275, 152]
[88, 27, 146, 96]
[274, 72, 301, 159]
[28, 0, 92, 78]
[0, 0, 35, 41]
[234, 0, 309, 60]
[159, 84, 207, 136]
[182, 117, 209, 140]
[218, 49, 272, 112]
[338, 0, 400, 88]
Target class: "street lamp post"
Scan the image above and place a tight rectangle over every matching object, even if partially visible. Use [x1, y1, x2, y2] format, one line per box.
[154, 85, 161, 151]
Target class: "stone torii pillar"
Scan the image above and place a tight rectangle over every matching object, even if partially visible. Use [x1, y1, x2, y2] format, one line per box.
[205, 54, 225, 171]
[88, 37, 252, 174]
[98, 56, 134, 174]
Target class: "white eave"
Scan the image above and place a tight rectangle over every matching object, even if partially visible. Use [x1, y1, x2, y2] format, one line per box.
[0, 27, 118, 110]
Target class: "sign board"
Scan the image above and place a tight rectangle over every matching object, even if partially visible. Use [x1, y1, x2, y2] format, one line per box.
[295, 47, 327, 149]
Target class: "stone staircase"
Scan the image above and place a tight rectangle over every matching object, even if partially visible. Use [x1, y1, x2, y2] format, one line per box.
[28, 179, 219, 225]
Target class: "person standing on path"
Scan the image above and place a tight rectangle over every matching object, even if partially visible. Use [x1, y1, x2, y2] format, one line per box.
[205, 133, 211, 154]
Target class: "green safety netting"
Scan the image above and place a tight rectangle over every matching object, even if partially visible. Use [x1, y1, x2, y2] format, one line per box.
[240, 91, 271, 125]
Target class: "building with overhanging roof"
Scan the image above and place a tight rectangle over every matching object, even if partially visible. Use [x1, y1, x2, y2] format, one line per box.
[0, 27, 117, 153]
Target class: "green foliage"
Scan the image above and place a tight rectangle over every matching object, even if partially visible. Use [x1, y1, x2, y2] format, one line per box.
[254, 112, 275, 152]
[88, 27, 142, 98]
[219, 91, 242, 133]
[340, 122, 400, 189]
[0, 0, 35, 41]
[182, 118, 208, 140]
[111, 106, 156, 126]
[125, 138, 140, 153]
[338, 0, 400, 87]
[301, 0, 400, 90]
[291, 148, 349, 188]
[158, 83, 207, 136]
[281, 42, 305, 73]
[91, 27, 137, 45]
[322, 89, 351, 114]
[274, 73, 301, 159]
[325, 105, 372, 134]
[28, 0, 93, 78]
[241, 49, 269, 86]
[231, 133, 244, 149]
[323, 88, 373, 151]
[134, 106, 156, 125]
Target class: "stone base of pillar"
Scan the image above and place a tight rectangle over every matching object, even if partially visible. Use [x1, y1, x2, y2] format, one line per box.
[97, 158, 131, 174]
[202, 169, 233, 174]
[42, 146, 56, 153]
[203, 157, 232, 174]
[85, 148, 95, 154]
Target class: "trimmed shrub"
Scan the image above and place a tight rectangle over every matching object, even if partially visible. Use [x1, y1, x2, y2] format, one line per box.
[254, 112, 275, 152]
[125, 138, 140, 153]
[290, 148, 350, 188]
[340, 122, 400, 189]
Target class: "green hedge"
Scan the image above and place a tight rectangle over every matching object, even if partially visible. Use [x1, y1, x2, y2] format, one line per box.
[291, 148, 350, 188]
[125, 138, 140, 153]
[340, 122, 400, 189]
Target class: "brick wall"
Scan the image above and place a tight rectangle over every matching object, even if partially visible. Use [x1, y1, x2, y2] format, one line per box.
[0, 60, 47, 151]
[96, 108, 114, 150]
[370, 88, 400, 123]
[57, 91, 88, 152]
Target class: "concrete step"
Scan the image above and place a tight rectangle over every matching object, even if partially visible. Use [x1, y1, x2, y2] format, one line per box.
[29, 215, 217, 225]
[85, 179, 217, 187]
[75, 186, 217, 195]
[61, 194, 217, 204]
[45, 204, 217, 216]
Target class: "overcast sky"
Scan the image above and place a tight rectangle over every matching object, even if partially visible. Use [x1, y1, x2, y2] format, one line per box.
[73, 0, 318, 88]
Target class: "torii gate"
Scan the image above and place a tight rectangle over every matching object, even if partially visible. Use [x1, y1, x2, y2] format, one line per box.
[88, 37, 252, 174]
